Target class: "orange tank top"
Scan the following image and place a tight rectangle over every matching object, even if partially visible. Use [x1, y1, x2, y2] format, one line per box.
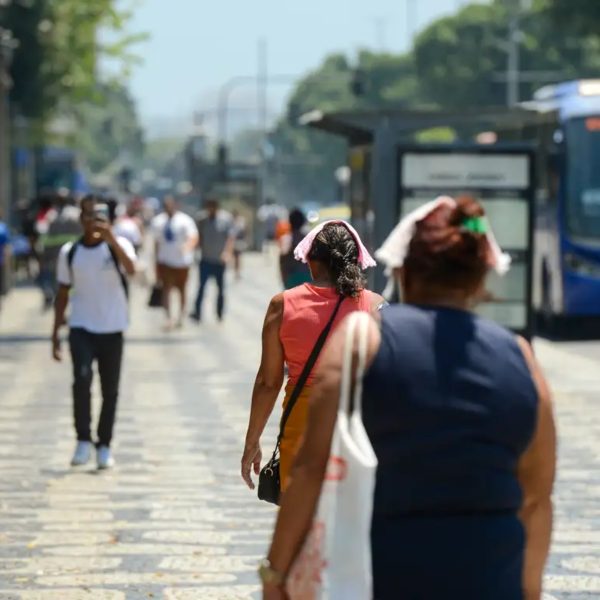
[280, 284, 374, 386]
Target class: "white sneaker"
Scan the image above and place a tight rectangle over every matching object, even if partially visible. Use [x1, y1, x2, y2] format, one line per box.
[96, 445, 115, 470]
[71, 441, 93, 466]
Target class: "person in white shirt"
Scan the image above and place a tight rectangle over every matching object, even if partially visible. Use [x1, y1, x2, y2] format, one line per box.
[151, 195, 198, 329]
[52, 196, 136, 470]
[113, 202, 143, 253]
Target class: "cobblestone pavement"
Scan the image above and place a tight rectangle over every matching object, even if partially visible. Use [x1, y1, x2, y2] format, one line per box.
[0, 253, 598, 599]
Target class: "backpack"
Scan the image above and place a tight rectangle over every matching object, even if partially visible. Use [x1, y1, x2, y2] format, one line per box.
[67, 238, 129, 298]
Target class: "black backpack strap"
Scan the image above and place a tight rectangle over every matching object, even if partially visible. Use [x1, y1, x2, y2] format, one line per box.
[67, 237, 83, 285]
[275, 294, 345, 450]
[67, 237, 129, 299]
[107, 243, 129, 299]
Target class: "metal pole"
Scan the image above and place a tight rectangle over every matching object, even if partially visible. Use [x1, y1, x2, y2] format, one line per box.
[257, 38, 268, 203]
[405, 0, 416, 48]
[218, 76, 255, 146]
[257, 37, 268, 133]
[507, 2, 521, 106]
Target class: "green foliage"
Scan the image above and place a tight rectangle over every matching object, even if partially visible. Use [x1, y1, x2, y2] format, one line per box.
[272, 51, 421, 204]
[2, 0, 145, 124]
[72, 83, 144, 173]
[276, 1, 600, 204]
[537, 0, 600, 36]
[414, 2, 599, 110]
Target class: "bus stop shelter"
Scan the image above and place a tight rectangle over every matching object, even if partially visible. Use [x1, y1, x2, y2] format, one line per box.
[301, 107, 541, 338]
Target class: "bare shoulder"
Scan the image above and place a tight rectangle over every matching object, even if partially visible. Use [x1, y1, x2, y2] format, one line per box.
[515, 335, 552, 407]
[268, 292, 284, 314]
[263, 293, 284, 330]
[367, 290, 386, 311]
[516, 335, 534, 363]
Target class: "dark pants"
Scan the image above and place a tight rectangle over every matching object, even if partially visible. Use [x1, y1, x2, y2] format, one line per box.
[194, 259, 225, 319]
[69, 328, 124, 447]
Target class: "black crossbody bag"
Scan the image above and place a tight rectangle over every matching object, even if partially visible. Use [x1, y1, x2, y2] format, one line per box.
[258, 295, 344, 505]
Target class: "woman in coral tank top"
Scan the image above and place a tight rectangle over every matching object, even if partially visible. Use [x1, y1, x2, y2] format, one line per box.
[241, 221, 383, 492]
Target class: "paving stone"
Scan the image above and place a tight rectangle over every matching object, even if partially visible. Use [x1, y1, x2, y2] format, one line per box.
[0, 255, 597, 598]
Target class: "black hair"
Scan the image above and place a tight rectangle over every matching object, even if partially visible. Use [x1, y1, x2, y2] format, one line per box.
[289, 208, 306, 232]
[308, 223, 364, 297]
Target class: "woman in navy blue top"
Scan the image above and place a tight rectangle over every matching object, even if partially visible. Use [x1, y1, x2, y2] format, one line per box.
[262, 196, 556, 600]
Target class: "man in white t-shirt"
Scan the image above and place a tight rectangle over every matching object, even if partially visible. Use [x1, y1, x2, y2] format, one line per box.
[151, 195, 198, 329]
[52, 196, 136, 469]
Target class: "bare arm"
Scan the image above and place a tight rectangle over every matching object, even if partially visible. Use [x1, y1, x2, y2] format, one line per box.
[108, 237, 135, 275]
[241, 294, 286, 489]
[516, 337, 557, 600]
[265, 315, 381, 587]
[222, 233, 235, 262]
[51, 284, 70, 361]
[185, 231, 199, 254]
[96, 223, 135, 275]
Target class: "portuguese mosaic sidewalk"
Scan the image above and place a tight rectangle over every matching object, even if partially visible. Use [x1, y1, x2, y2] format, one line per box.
[0, 254, 597, 599]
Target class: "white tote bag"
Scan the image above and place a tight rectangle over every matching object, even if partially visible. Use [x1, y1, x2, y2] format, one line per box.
[287, 312, 378, 600]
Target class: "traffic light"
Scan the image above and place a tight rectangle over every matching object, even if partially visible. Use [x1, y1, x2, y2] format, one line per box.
[350, 68, 367, 97]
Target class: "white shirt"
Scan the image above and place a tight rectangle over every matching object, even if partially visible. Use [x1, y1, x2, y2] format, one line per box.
[152, 211, 198, 268]
[57, 238, 136, 334]
[113, 217, 142, 248]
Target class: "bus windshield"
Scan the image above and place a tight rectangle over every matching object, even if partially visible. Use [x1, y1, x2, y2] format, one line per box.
[566, 117, 600, 239]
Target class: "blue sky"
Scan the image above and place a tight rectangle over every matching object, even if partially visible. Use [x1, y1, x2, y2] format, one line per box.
[127, 0, 473, 138]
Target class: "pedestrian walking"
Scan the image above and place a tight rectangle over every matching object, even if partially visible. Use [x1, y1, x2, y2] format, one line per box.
[261, 196, 556, 600]
[0, 211, 10, 306]
[241, 220, 382, 496]
[190, 198, 234, 323]
[151, 195, 198, 330]
[231, 209, 247, 280]
[278, 208, 311, 289]
[114, 200, 144, 254]
[52, 195, 136, 469]
[38, 194, 80, 309]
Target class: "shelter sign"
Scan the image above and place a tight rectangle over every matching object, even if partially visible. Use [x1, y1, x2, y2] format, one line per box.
[398, 147, 534, 336]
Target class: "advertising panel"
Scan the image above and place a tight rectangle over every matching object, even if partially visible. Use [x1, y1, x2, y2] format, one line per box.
[398, 147, 534, 336]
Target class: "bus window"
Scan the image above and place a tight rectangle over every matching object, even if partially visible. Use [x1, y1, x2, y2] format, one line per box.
[565, 117, 600, 240]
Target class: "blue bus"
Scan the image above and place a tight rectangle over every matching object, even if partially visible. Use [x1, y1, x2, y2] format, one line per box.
[501, 80, 600, 325]
[35, 146, 89, 196]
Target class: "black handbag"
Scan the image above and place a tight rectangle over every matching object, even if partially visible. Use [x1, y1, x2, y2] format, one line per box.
[258, 295, 344, 505]
[147, 284, 163, 308]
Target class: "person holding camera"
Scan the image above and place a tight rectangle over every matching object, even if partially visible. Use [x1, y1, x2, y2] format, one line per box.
[51, 195, 136, 469]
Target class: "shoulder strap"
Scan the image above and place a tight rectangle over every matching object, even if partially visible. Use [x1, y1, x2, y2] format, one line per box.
[276, 294, 345, 447]
[67, 237, 83, 283]
[67, 237, 128, 299]
[107, 243, 129, 299]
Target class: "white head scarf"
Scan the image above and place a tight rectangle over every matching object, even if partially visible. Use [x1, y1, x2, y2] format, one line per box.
[375, 196, 511, 298]
[294, 219, 377, 269]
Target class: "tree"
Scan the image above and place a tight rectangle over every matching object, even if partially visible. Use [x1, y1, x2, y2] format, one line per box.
[414, 2, 600, 110]
[272, 51, 421, 205]
[538, 0, 600, 36]
[1, 0, 145, 126]
[72, 83, 144, 173]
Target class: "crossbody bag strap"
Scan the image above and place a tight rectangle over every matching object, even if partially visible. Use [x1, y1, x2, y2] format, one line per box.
[275, 294, 345, 449]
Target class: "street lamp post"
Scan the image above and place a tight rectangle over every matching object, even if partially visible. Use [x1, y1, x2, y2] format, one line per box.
[0, 27, 14, 226]
[0, 27, 14, 296]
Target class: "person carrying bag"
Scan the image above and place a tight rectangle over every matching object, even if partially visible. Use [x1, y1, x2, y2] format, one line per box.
[258, 295, 344, 505]
[285, 311, 378, 599]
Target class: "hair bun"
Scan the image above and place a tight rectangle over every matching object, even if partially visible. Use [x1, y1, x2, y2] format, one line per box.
[405, 196, 489, 292]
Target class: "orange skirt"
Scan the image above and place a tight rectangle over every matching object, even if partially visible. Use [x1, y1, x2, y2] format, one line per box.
[279, 383, 312, 492]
